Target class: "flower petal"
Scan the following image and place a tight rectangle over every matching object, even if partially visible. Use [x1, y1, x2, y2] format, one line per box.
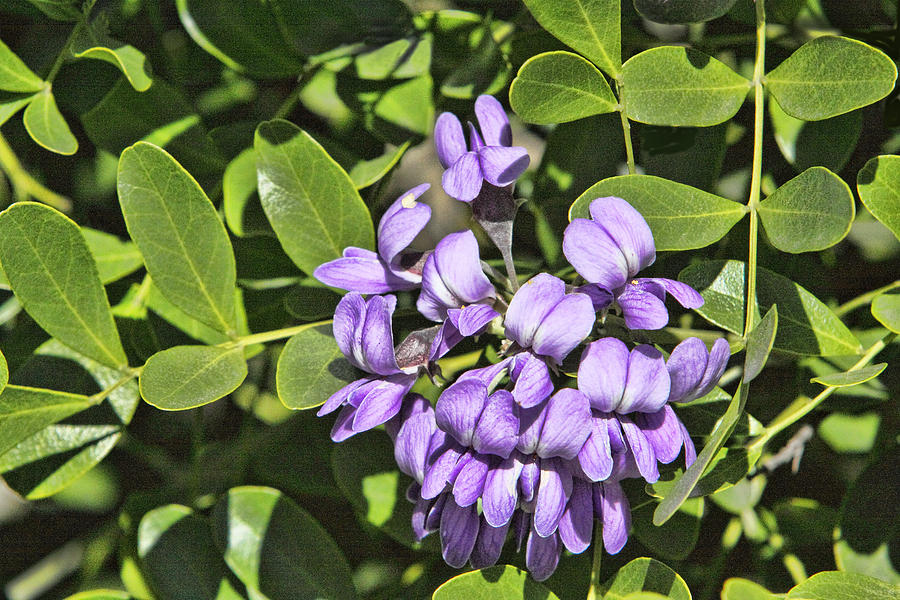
[578, 413, 613, 481]
[680, 417, 697, 468]
[558, 478, 592, 554]
[330, 404, 359, 442]
[619, 414, 659, 483]
[351, 374, 413, 432]
[478, 145, 530, 187]
[395, 412, 437, 482]
[666, 337, 708, 404]
[532, 292, 595, 364]
[576, 283, 614, 311]
[534, 458, 572, 537]
[472, 390, 519, 458]
[482, 454, 524, 527]
[449, 304, 500, 337]
[616, 283, 670, 330]
[470, 519, 510, 569]
[318, 377, 368, 416]
[442, 151, 483, 201]
[440, 499, 480, 568]
[377, 183, 432, 264]
[619, 344, 670, 414]
[516, 402, 546, 455]
[578, 338, 628, 412]
[519, 455, 539, 502]
[434, 230, 495, 305]
[633, 405, 684, 464]
[657, 277, 704, 309]
[589, 196, 656, 277]
[475, 95, 512, 146]
[563, 219, 630, 289]
[598, 480, 631, 554]
[435, 379, 488, 447]
[333, 293, 367, 369]
[314, 255, 415, 294]
[505, 273, 565, 349]
[452, 452, 490, 507]
[511, 352, 554, 409]
[422, 443, 464, 499]
[536, 389, 592, 460]
[361, 295, 401, 375]
[694, 337, 730, 400]
[526, 526, 560, 582]
[435, 112, 466, 168]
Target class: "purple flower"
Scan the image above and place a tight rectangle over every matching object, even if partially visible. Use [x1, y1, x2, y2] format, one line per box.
[417, 230, 497, 322]
[314, 184, 431, 293]
[563, 196, 703, 330]
[667, 337, 731, 403]
[576, 338, 695, 483]
[317, 293, 419, 441]
[435, 95, 530, 202]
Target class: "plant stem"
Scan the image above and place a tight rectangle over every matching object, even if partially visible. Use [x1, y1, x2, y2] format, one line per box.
[0, 133, 72, 211]
[45, 18, 87, 84]
[586, 520, 603, 600]
[743, 0, 766, 339]
[835, 279, 900, 316]
[615, 79, 636, 175]
[89, 368, 142, 405]
[222, 320, 331, 348]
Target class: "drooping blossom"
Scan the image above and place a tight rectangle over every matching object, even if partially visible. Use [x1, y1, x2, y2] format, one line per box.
[667, 337, 731, 403]
[435, 95, 530, 202]
[314, 184, 431, 293]
[563, 196, 704, 329]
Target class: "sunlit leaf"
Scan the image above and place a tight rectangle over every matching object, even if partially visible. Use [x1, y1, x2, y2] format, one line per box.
[81, 228, 144, 284]
[744, 305, 778, 383]
[785, 570, 899, 599]
[857, 155, 900, 241]
[818, 412, 880, 454]
[223, 148, 270, 238]
[71, 22, 153, 92]
[871, 291, 900, 333]
[0, 38, 44, 92]
[433, 565, 561, 599]
[769, 101, 861, 173]
[603, 557, 692, 600]
[23, 89, 78, 155]
[277, 324, 357, 410]
[140, 346, 247, 410]
[811, 363, 886, 387]
[0, 385, 92, 456]
[633, 0, 739, 24]
[721, 578, 779, 600]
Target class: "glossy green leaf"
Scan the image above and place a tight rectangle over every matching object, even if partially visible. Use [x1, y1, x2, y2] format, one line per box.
[0, 385, 92, 457]
[0, 202, 127, 368]
[25, 0, 81, 20]
[871, 292, 900, 332]
[758, 167, 855, 253]
[118, 142, 238, 334]
[857, 155, 900, 241]
[23, 89, 78, 155]
[633, 0, 739, 24]
[603, 557, 691, 600]
[81, 228, 144, 284]
[622, 47, 749, 127]
[277, 324, 357, 410]
[348, 75, 435, 143]
[71, 28, 153, 92]
[255, 119, 374, 274]
[721, 578, 779, 600]
[679, 260, 862, 356]
[632, 496, 704, 561]
[785, 571, 899, 600]
[766, 36, 897, 121]
[769, 101, 861, 173]
[818, 412, 880, 454]
[744, 306, 778, 383]
[0, 38, 44, 92]
[522, 0, 621, 76]
[64, 591, 132, 600]
[347, 141, 409, 190]
[509, 51, 617, 124]
[211, 486, 358, 600]
[137, 505, 229, 600]
[433, 565, 561, 599]
[811, 363, 886, 387]
[140, 345, 247, 410]
[570, 175, 747, 250]
[223, 148, 270, 238]
[0, 93, 35, 126]
[354, 35, 431, 80]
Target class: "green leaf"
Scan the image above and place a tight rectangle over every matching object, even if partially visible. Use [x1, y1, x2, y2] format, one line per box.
[710, 475, 766, 514]
[632, 497, 704, 561]
[354, 35, 432, 80]
[679, 260, 862, 356]
[721, 578, 779, 600]
[23, 88, 78, 155]
[509, 51, 617, 124]
[81, 227, 144, 284]
[211, 486, 358, 600]
[603, 557, 691, 600]
[570, 175, 747, 250]
[871, 291, 900, 333]
[283, 285, 341, 320]
[347, 141, 409, 189]
[857, 155, 900, 241]
[522, 0, 621, 76]
[137, 505, 230, 600]
[0, 202, 127, 368]
[71, 28, 153, 92]
[255, 119, 374, 274]
[25, 0, 81, 20]
[140, 346, 247, 410]
[277, 324, 358, 410]
[347, 75, 435, 143]
[758, 167, 855, 253]
[0, 385, 92, 457]
[811, 363, 886, 387]
[633, 0, 739, 24]
[0, 38, 44, 92]
[785, 571, 899, 600]
[440, 23, 510, 99]
[639, 124, 728, 191]
[0, 349, 7, 396]
[433, 565, 561, 599]
[818, 412, 881, 454]
[622, 47, 749, 127]
[769, 100, 861, 173]
[223, 148, 270, 238]
[118, 142, 238, 334]
[744, 305, 778, 383]
[766, 36, 897, 121]
[0, 93, 36, 127]
[64, 591, 132, 600]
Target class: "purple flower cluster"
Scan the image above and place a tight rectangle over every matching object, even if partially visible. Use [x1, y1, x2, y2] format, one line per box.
[313, 95, 729, 581]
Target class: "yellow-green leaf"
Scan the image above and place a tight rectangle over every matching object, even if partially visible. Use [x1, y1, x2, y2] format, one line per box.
[23, 89, 78, 155]
[140, 345, 247, 410]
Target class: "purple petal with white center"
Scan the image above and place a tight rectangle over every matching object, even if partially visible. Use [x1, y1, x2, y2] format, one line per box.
[470, 519, 510, 569]
[619, 413, 659, 483]
[634, 405, 684, 464]
[351, 374, 414, 432]
[535, 388, 592, 460]
[598, 480, 630, 554]
[442, 151, 483, 201]
[526, 526, 560, 582]
[578, 338, 628, 412]
[434, 230, 494, 305]
[505, 273, 566, 348]
[482, 454, 524, 527]
[472, 390, 519, 458]
[511, 352, 554, 409]
[333, 293, 367, 370]
[377, 184, 431, 265]
[435, 379, 488, 447]
[318, 377, 368, 416]
[314, 255, 416, 294]
[616, 283, 670, 330]
[694, 337, 730, 400]
[534, 458, 572, 537]
[395, 412, 437, 482]
[578, 413, 613, 481]
[618, 345, 670, 414]
[330, 404, 359, 442]
[435, 112, 466, 168]
[452, 452, 489, 507]
[532, 292, 595, 364]
[558, 478, 593, 554]
[576, 283, 614, 311]
[516, 402, 547, 455]
[440, 499, 480, 568]
[422, 443, 463, 499]
[666, 337, 708, 404]
[361, 295, 401, 376]
[478, 146, 530, 187]
[475, 95, 512, 147]
[589, 196, 656, 277]
[563, 219, 630, 289]
[656, 277, 704, 309]
[519, 455, 539, 502]
[449, 304, 499, 337]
